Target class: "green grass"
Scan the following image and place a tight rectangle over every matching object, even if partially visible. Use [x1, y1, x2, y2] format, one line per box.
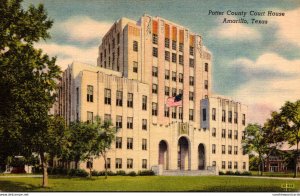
[0, 175, 299, 192]
[251, 171, 300, 178]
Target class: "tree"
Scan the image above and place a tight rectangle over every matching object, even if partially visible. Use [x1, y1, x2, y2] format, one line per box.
[0, 0, 63, 187]
[90, 117, 116, 179]
[277, 100, 300, 178]
[242, 124, 274, 175]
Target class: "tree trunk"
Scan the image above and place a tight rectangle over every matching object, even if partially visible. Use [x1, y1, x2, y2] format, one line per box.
[40, 152, 48, 187]
[104, 154, 107, 179]
[294, 140, 299, 178]
[75, 160, 79, 169]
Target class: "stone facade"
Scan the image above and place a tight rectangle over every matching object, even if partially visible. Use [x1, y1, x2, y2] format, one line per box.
[56, 14, 249, 173]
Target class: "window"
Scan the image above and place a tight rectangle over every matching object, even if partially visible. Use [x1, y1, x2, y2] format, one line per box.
[116, 137, 122, 149]
[222, 161, 226, 169]
[189, 58, 194, 67]
[189, 109, 194, 121]
[133, 61, 138, 73]
[243, 162, 246, 169]
[153, 47, 158, 57]
[127, 93, 133, 108]
[222, 110, 226, 122]
[104, 49, 106, 57]
[165, 51, 170, 61]
[142, 96, 147, 110]
[142, 159, 147, 169]
[228, 145, 232, 154]
[165, 86, 170, 96]
[165, 70, 170, 80]
[87, 111, 93, 123]
[242, 131, 246, 140]
[172, 107, 177, 119]
[234, 146, 238, 155]
[212, 108, 216, 121]
[179, 43, 183, 52]
[212, 161, 216, 167]
[100, 53, 103, 62]
[222, 145, 226, 154]
[116, 158, 122, 169]
[228, 111, 232, 123]
[202, 108, 207, 121]
[189, 92, 194, 101]
[228, 130, 232, 139]
[104, 114, 111, 122]
[189, 76, 194, 86]
[179, 55, 183, 65]
[133, 41, 138, 52]
[127, 138, 133, 149]
[152, 84, 158, 94]
[179, 89, 183, 95]
[228, 161, 232, 169]
[86, 159, 93, 169]
[179, 73, 183, 83]
[116, 116, 122, 128]
[152, 102, 157, 116]
[104, 89, 111, 104]
[164, 105, 170, 117]
[222, 129, 226, 138]
[172, 71, 177, 81]
[112, 52, 115, 66]
[165, 38, 170, 48]
[87, 85, 93, 102]
[204, 80, 208, 90]
[205, 63, 208, 72]
[152, 34, 158, 44]
[142, 119, 147, 130]
[105, 158, 111, 169]
[116, 91, 123, 106]
[127, 159, 133, 169]
[172, 53, 177, 63]
[212, 128, 216, 137]
[127, 117, 133, 129]
[179, 107, 183, 120]
[232, 162, 237, 170]
[242, 114, 246, 125]
[212, 144, 216, 154]
[189, 46, 194, 56]
[172, 88, 177, 97]
[142, 139, 147, 150]
[234, 112, 238, 124]
[172, 41, 176, 50]
[152, 66, 158, 77]
[234, 130, 238, 140]
[117, 33, 120, 44]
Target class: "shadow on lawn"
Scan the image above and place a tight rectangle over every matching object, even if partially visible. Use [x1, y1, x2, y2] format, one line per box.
[188, 185, 289, 192]
[0, 180, 46, 192]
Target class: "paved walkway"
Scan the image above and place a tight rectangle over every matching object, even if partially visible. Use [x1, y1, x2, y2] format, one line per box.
[225, 175, 299, 180]
[0, 175, 42, 178]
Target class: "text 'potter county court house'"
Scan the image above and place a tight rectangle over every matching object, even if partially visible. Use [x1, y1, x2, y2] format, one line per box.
[55, 14, 249, 175]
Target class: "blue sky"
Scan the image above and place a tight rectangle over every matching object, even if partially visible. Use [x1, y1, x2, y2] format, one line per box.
[24, 0, 300, 123]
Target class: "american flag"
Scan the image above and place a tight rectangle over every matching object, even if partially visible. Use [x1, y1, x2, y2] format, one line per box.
[167, 94, 182, 107]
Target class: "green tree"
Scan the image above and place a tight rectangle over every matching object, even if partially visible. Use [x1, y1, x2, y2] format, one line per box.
[0, 0, 63, 187]
[90, 117, 116, 179]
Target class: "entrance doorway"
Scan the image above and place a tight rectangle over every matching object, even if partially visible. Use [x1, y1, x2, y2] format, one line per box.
[198, 143, 205, 170]
[178, 137, 190, 170]
[158, 140, 169, 170]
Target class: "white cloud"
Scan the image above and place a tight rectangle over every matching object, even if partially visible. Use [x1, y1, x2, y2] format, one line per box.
[210, 17, 261, 40]
[268, 8, 300, 47]
[54, 16, 112, 43]
[35, 42, 98, 70]
[229, 53, 300, 124]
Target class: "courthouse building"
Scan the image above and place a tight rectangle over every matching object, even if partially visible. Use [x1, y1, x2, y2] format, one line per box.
[57, 14, 248, 174]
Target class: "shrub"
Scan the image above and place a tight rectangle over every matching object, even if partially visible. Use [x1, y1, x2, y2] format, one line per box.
[91, 170, 100, 176]
[241, 171, 252, 176]
[218, 171, 225, 175]
[138, 170, 155, 176]
[128, 171, 136, 176]
[225, 171, 234, 175]
[116, 170, 126, 176]
[234, 171, 241, 175]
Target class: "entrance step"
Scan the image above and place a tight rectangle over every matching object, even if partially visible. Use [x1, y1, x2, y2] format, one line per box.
[162, 169, 217, 176]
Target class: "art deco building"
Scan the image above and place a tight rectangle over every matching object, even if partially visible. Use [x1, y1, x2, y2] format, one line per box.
[57, 14, 248, 174]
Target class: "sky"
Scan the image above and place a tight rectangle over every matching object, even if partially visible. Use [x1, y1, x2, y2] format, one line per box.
[23, 0, 300, 124]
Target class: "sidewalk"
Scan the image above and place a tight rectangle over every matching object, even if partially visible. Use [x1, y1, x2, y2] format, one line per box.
[0, 175, 42, 178]
[225, 175, 299, 180]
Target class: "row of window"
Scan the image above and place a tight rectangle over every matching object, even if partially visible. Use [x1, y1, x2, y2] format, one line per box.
[162, 106, 193, 120]
[211, 128, 240, 140]
[87, 158, 148, 169]
[212, 161, 247, 170]
[152, 67, 196, 84]
[153, 36, 194, 56]
[115, 137, 147, 150]
[211, 144, 240, 155]
[212, 108, 246, 125]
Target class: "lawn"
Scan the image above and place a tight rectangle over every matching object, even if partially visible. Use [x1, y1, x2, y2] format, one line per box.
[0, 175, 299, 192]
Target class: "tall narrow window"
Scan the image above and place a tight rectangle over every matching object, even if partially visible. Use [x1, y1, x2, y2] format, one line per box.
[179, 43, 184, 52]
[222, 110, 226, 122]
[234, 146, 238, 155]
[104, 89, 111, 105]
[179, 107, 183, 120]
[127, 117, 133, 129]
[189, 109, 194, 121]
[172, 53, 177, 63]
[87, 111, 93, 124]
[153, 47, 158, 57]
[234, 112, 238, 124]
[152, 84, 158, 94]
[222, 161, 226, 169]
[133, 61, 138, 73]
[142, 96, 147, 110]
[165, 51, 170, 61]
[152, 34, 158, 44]
[116, 115, 122, 128]
[116, 158, 122, 169]
[179, 55, 183, 65]
[212, 144, 216, 154]
[165, 38, 170, 48]
[189, 76, 194, 86]
[189, 58, 194, 67]
[127, 159, 133, 169]
[133, 41, 138, 52]
[172, 88, 177, 97]
[172, 41, 176, 50]
[234, 162, 238, 169]
[204, 80, 208, 89]
[105, 158, 111, 169]
[234, 130, 238, 140]
[222, 145, 226, 154]
[87, 85, 93, 102]
[242, 114, 246, 125]
[228, 111, 232, 123]
[116, 91, 123, 106]
[205, 63, 208, 72]
[202, 108, 207, 121]
[127, 93, 133, 108]
[243, 162, 246, 169]
[165, 70, 170, 80]
[222, 129, 226, 138]
[212, 108, 216, 121]
[142, 159, 147, 169]
[172, 107, 177, 119]
[152, 102, 158, 116]
[142, 139, 147, 150]
[164, 105, 170, 117]
[142, 119, 147, 130]
[117, 33, 120, 44]
[165, 86, 170, 96]
[228, 161, 232, 169]
[189, 92, 194, 101]
[172, 71, 177, 82]
[228, 130, 232, 139]
[116, 137, 122, 149]
[179, 73, 183, 83]
[189, 46, 194, 56]
[228, 145, 232, 154]
[152, 66, 158, 77]
[127, 138, 133, 149]
[212, 128, 216, 137]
